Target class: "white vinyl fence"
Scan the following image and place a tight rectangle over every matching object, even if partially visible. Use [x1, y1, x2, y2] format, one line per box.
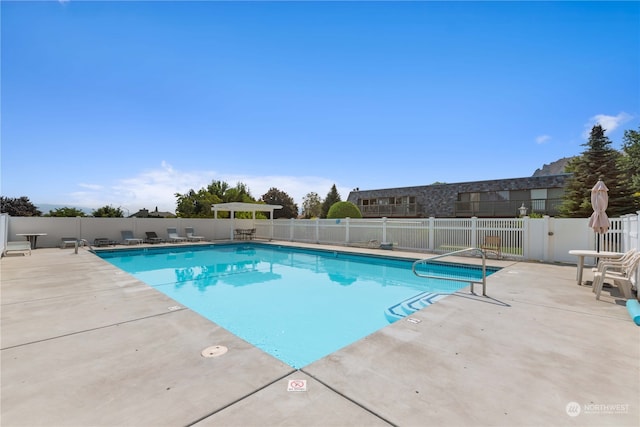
[3, 213, 639, 266]
[0, 213, 8, 255]
[259, 215, 636, 264]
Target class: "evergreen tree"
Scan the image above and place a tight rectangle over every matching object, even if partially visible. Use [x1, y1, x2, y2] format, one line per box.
[302, 192, 323, 219]
[321, 184, 341, 218]
[619, 126, 640, 211]
[0, 196, 42, 216]
[261, 188, 299, 219]
[559, 125, 625, 217]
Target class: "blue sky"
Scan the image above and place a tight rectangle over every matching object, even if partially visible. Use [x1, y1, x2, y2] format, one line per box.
[2, 1, 639, 213]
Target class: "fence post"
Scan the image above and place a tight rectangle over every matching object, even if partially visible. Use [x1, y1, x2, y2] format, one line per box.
[382, 217, 388, 244]
[633, 212, 640, 286]
[621, 214, 629, 251]
[289, 218, 294, 242]
[77, 216, 83, 241]
[471, 217, 477, 248]
[315, 219, 319, 244]
[428, 217, 435, 251]
[345, 217, 350, 245]
[522, 215, 532, 260]
[633, 211, 640, 251]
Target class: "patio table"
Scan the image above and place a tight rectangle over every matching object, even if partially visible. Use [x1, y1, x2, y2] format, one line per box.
[16, 233, 47, 249]
[568, 249, 624, 286]
[234, 228, 255, 240]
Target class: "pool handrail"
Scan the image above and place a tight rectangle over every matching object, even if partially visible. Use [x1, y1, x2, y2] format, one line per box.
[412, 247, 488, 296]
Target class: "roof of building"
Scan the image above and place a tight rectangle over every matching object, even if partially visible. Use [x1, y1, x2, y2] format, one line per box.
[130, 207, 176, 218]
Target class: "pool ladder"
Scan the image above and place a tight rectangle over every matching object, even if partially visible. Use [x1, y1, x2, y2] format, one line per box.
[412, 247, 488, 296]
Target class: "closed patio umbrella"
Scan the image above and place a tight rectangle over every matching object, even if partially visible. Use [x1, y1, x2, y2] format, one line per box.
[587, 179, 610, 252]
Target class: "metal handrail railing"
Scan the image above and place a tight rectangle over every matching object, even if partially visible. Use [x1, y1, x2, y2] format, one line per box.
[75, 239, 92, 254]
[412, 247, 488, 296]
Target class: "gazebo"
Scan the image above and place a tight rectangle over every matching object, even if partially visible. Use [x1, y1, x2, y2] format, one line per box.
[211, 202, 283, 241]
[210, 202, 282, 219]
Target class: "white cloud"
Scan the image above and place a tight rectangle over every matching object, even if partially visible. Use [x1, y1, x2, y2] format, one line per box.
[582, 112, 634, 139]
[535, 135, 551, 144]
[77, 183, 104, 191]
[67, 162, 352, 213]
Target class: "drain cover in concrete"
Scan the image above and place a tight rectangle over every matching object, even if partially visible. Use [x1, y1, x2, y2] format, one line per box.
[201, 345, 228, 358]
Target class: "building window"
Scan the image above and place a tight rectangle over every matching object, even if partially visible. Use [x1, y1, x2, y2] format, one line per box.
[531, 188, 547, 212]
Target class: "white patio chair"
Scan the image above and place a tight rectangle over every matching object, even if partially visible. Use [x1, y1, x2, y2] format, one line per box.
[593, 252, 640, 300]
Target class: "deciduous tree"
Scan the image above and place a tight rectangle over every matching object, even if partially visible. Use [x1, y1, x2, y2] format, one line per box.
[92, 205, 124, 217]
[176, 180, 258, 218]
[44, 207, 87, 217]
[175, 189, 220, 218]
[261, 188, 298, 219]
[302, 192, 322, 219]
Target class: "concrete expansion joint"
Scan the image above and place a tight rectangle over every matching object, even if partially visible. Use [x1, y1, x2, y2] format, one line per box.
[301, 369, 397, 426]
[184, 369, 297, 426]
[1, 309, 189, 351]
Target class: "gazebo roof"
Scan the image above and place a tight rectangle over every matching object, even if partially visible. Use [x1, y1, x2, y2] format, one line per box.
[211, 202, 282, 213]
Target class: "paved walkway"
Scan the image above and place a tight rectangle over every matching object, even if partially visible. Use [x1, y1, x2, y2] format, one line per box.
[1, 243, 638, 426]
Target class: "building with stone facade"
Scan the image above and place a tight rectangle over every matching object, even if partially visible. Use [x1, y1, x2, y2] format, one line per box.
[346, 174, 571, 218]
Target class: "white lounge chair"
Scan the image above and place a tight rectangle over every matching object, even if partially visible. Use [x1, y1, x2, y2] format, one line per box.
[60, 237, 78, 249]
[593, 252, 640, 300]
[145, 231, 164, 244]
[185, 227, 205, 242]
[121, 231, 143, 245]
[167, 228, 187, 243]
[4, 241, 31, 256]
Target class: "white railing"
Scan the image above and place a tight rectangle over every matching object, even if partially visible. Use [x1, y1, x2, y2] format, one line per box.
[4, 213, 639, 266]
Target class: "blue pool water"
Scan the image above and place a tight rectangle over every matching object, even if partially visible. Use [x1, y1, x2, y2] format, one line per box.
[96, 243, 499, 368]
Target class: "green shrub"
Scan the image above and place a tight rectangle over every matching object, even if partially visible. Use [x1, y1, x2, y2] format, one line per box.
[327, 201, 362, 219]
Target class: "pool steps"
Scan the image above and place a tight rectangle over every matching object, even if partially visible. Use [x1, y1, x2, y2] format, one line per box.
[384, 292, 447, 323]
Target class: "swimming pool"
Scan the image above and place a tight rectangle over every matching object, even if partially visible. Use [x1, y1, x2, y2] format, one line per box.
[96, 243, 499, 368]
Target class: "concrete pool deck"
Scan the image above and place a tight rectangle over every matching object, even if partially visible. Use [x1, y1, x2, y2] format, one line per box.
[1, 242, 638, 426]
